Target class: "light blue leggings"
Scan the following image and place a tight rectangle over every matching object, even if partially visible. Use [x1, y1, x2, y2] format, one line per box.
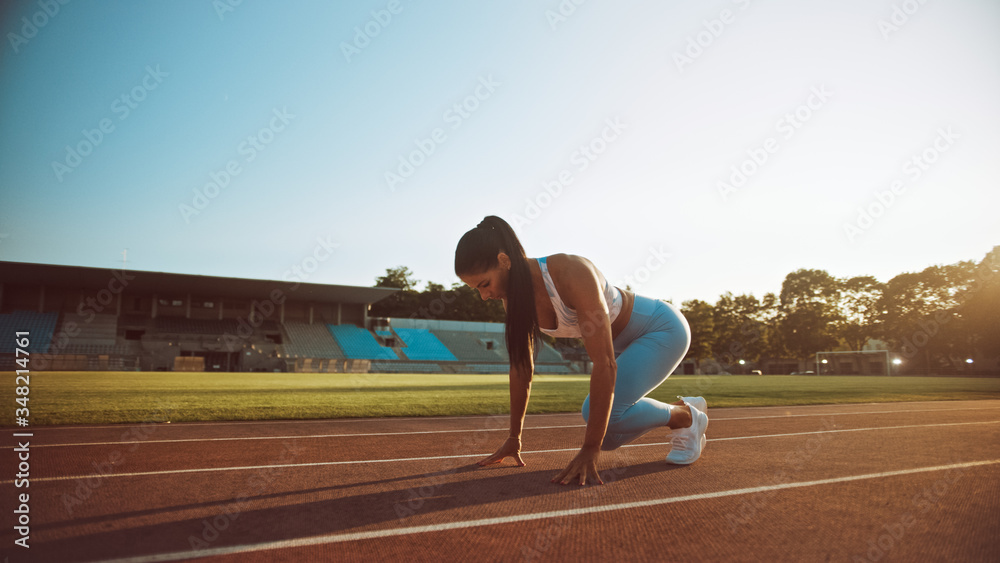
[581, 295, 692, 451]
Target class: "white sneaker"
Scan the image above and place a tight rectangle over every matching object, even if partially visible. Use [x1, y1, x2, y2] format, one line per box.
[666, 402, 709, 465]
[679, 395, 707, 415]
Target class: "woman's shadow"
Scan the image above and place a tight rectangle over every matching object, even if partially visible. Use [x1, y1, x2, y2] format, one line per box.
[34, 457, 685, 561]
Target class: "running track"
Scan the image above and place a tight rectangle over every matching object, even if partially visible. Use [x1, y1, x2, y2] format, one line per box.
[2, 400, 999, 562]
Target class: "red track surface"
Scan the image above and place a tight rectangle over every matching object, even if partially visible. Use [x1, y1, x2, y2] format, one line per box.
[2, 400, 999, 562]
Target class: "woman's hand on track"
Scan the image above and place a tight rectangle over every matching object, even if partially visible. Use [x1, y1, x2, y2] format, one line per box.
[478, 436, 526, 467]
[551, 446, 603, 486]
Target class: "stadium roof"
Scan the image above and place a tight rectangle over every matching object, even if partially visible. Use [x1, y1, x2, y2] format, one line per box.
[0, 261, 399, 305]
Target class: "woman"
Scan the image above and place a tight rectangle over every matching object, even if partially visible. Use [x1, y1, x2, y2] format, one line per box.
[455, 216, 708, 486]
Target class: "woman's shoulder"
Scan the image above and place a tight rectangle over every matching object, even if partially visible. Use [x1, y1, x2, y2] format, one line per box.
[544, 254, 600, 285]
[543, 253, 590, 268]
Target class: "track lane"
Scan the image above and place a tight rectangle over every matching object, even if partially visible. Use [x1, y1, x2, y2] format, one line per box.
[1, 401, 997, 562]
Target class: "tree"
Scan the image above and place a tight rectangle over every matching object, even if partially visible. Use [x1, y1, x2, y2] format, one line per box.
[375, 266, 417, 291]
[837, 275, 884, 351]
[778, 269, 842, 359]
[370, 266, 419, 317]
[878, 261, 979, 372]
[960, 246, 1000, 364]
[711, 293, 766, 367]
[756, 292, 788, 362]
[781, 303, 840, 359]
[779, 268, 840, 310]
[413, 282, 504, 322]
[681, 299, 714, 371]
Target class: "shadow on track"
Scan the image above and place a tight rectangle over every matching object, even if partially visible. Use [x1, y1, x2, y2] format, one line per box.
[30, 455, 690, 562]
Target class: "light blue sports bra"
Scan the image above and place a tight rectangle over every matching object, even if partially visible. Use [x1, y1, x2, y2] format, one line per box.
[536, 256, 623, 338]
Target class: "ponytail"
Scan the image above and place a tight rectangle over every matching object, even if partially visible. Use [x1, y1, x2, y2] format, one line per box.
[455, 216, 538, 375]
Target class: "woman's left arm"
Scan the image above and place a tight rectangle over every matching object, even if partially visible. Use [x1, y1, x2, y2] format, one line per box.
[550, 257, 617, 485]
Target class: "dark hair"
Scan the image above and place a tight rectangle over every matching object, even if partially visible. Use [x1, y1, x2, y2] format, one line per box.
[455, 216, 538, 375]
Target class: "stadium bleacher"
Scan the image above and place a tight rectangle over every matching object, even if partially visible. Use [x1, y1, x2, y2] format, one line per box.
[152, 317, 241, 335]
[536, 364, 572, 374]
[328, 324, 398, 360]
[395, 328, 457, 361]
[430, 330, 506, 362]
[283, 322, 346, 359]
[370, 361, 443, 373]
[536, 342, 565, 363]
[0, 310, 58, 353]
[0, 309, 569, 372]
[50, 314, 121, 355]
[465, 364, 510, 373]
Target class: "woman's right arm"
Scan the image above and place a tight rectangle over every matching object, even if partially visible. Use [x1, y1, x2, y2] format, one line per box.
[478, 362, 533, 466]
[507, 365, 532, 440]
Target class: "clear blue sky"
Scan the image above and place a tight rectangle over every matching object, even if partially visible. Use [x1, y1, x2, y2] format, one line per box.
[2, 0, 998, 304]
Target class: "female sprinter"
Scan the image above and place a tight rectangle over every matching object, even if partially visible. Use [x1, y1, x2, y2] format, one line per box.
[455, 216, 709, 486]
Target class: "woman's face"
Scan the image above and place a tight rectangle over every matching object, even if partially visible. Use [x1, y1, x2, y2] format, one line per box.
[458, 252, 511, 301]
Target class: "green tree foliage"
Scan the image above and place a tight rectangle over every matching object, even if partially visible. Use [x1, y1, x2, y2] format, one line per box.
[960, 247, 1000, 360]
[711, 293, 766, 364]
[370, 248, 999, 373]
[837, 276, 884, 351]
[369, 266, 419, 318]
[778, 269, 842, 359]
[878, 264, 964, 370]
[370, 269, 504, 322]
[681, 299, 714, 369]
[880, 250, 998, 372]
[374, 266, 417, 290]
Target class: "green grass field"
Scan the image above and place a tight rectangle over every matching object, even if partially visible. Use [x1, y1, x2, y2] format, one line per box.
[4, 371, 1000, 426]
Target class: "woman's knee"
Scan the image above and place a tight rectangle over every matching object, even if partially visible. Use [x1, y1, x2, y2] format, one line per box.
[604, 413, 629, 434]
[581, 395, 590, 422]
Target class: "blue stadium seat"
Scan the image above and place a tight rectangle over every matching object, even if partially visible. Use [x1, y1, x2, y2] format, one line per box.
[0, 311, 58, 353]
[395, 328, 457, 361]
[431, 330, 506, 362]
[328, 324, 397, 360]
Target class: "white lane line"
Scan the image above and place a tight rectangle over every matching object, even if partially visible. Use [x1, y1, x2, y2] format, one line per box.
[11, 406, 1000, 449]
[21, 425, 579, 449]
[707, 420, 1000, 441]
[713, 406, 1000, 421]
[12, 402, 1000, 432]
[8, 420, 998, 485]
[7, 413, 516, 431]
[88, 458, 1000, 563]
